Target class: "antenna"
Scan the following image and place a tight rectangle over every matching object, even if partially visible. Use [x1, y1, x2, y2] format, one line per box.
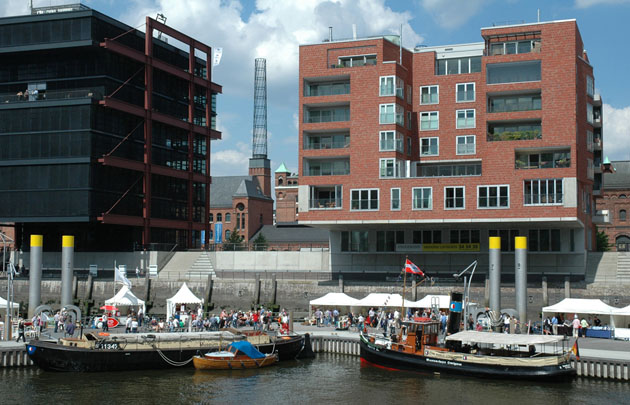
[252, 58, 268, 158]
[156, 13, 167, 41]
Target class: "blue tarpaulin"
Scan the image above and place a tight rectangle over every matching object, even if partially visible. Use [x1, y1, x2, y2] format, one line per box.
[228, 341, 266, 359]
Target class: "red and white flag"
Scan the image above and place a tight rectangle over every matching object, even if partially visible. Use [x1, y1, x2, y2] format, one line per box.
[405, 259, 424, 276]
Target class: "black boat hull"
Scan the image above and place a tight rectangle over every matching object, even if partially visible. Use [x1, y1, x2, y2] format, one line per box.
[27, 340, 205, 372]
[359, 338, 576, 381]
[256, 335, 305, 361]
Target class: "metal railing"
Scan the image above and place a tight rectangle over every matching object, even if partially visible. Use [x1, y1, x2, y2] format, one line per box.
[309, 198, 342, 209]
[304, 141, 349, 150]
[0, 89, 103, 104]
[204, 243, 329, 252]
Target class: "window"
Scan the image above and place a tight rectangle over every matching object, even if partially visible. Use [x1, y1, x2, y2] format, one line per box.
[456, 109, 475, 129]
[304, 159, 350, 176]
[587, 159, 594, 180]
[515, 150, 570, 169]
[305, 106, 349, 123]
[488, 229, 520, 251]
[524, 179, 563, 205]
[450, 229, 480, 244]
[456, 135, 475, 155]
[380, 76, 395, 96]
[380, 158, 401, 178]
[488, 121, 541, 141]
[587, 103, 594, 124]
[529, 229, 561, 252]
[487, 61, 541, 84]
[304, 132, 350, 150]
[225, 213, 231, 222]
[420, 85, 439, 104]
[421, 137, 439, 156]
[338, 54, 376, 67]
[351, 189, 379, 210]
[309, 185, 342, 209]
[420, 111, 439, 130]
[620, 210, 627, 221]
[478, 185, 509, 209]
[586, 76, 594, 98]
[445, 186, 465, 209]
[391, 188, 401, 210]
[412, 230, 441, 244]
[412, 187, 432, 210]
[209, 213, 213, 222]
[406, 111, 412, 130]
[489, 40, 540, 56]
[379, 104, 404, 125]
[587, 131, 594, 152]
[436, 57, 481, 75]
[225, 230, 231, 240]
[488, 93, 541, 113]
[456, 83, 475, 102]
[341, 231, 369, 252]
[236, 213, 240, 229]
[379, 131, 403, 152]
[304, 80, 350, 96]
[217, 213, 222, 222]
[406, 85, 412, 104]
[377, 230, 405, 252]
[407, 137, 412, 156]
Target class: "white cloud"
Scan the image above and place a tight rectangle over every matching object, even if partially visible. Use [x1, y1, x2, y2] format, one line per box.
[575, 0, 630, 8]
[603, 104, 630, 161]
[420, 0, 489, 29]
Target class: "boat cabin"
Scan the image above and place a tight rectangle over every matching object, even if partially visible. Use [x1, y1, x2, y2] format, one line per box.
[391, 320, 440, 354]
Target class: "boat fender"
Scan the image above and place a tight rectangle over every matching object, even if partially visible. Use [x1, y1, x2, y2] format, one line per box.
[98, 332, 110, 337]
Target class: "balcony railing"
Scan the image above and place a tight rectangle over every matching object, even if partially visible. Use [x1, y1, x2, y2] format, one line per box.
[0, 89, 103, 104]
[487, 129, 541, 141]
[304, 141, 349, 150]
[309, 198, 342, 209]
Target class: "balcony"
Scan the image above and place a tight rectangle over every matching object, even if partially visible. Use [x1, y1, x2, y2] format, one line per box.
[304, 79, 350, 97]
[304, 106, 350, 124]
[592, 210, 610, 225]
[331, 54, 377, 69]
[0, 88, 103, 104]
[303, 158, 350, 176]
[488, 93, 541, 113]
[487, 122, 541, 141]
[304, 133, 350, 150]
[309, 186, 342, 209]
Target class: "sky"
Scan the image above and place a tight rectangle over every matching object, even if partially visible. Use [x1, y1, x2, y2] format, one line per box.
[2, 0, 630, 175]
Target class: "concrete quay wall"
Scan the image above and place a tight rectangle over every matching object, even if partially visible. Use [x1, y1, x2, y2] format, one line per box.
[2, 278, 629, 322]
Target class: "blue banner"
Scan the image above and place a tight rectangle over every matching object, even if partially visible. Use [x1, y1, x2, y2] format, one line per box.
[201, 230, 205, 246]
[214, 223, 223, 243]
[450, 301, 462, 313]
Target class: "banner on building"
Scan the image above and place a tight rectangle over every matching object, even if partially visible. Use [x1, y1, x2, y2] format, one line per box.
[213, 47, 223, 66]
[214, 223, 223, 243]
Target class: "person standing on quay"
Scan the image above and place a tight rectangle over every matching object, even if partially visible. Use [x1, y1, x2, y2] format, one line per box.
[572, 315, 581, 338]
[16, 317, 26, 342]
[102, 313, 109, 332]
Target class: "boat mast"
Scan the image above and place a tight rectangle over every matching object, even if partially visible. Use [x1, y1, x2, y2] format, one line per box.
[400, 256, 407, 339]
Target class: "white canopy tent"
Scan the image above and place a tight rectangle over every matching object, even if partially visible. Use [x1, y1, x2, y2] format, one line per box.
[542, 298, 616, 327]
[0, 296, 20, 313]
[354, 293, 415, 308]
[166, 283, 203, 320]
[309, 293, 359, 307]
[612, 305, 630, 339]
[105, 285, 145, 314]
[410, 294, 451, 310]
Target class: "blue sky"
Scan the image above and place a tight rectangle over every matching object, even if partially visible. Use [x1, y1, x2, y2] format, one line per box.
[2, 0, 630, 173]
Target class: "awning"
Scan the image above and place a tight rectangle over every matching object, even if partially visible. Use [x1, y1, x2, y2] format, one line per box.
[409, 295, 451, 309]
[0, 296, 19, 310]
[445, 330, 565, 345]
[354, 293, 415, 308]
[542, 298, 616, 316]
[104, 285, 145, 313]
[309, 292, 359, 307]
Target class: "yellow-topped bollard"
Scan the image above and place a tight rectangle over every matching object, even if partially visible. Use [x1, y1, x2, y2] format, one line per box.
[61, 235, 75, 308]
[515, 236, 528, 333]
[488, 236, 501, 314]
[28, 235, 44, 318]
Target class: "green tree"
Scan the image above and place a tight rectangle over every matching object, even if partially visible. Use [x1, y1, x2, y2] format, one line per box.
[223, 229, 244, 251]
[596, 230, 611, 252]
[252, 233, 268, 251]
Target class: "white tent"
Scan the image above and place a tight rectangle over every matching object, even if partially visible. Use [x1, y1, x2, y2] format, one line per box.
[309, 293, 359, 307]
[612, 305, 630, 339]
[542, 298, 616, 329]
[105, 285, 145, 314]
[0, 296, 19, 313]
[410, 294, 451, 309]
[166, 283, 203, 320]
[354, 293, 415, 308]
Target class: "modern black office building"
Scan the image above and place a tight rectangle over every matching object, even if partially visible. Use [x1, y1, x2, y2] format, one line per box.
[0, 4, 221, 251]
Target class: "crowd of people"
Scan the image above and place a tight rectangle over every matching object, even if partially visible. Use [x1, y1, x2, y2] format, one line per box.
[543, 314, 600, 336]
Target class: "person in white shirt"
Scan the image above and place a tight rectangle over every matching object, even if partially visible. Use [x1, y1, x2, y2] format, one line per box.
[131, 318, 139, 333]
[125, 317, 132, 333]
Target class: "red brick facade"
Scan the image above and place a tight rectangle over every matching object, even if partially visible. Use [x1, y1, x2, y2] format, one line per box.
[298, 20, 598, 256]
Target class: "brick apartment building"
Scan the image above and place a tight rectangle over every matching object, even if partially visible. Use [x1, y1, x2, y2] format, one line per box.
[596, 161, 630, 251]
[297, 19, 602, 277]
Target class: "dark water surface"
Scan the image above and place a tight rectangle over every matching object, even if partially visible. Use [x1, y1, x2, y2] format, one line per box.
[2, 354, 629, 404]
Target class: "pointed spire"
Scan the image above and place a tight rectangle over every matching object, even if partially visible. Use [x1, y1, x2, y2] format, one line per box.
[275, 162, 290, 173]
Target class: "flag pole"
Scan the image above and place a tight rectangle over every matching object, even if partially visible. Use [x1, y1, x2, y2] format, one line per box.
[400, 256, 407, 340]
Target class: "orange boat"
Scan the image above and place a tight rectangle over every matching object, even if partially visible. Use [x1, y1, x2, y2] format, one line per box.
[193, 341, 278, 370]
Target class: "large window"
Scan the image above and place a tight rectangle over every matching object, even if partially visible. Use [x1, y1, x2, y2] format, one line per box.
[380, 158, 402, 178]
[445, 186, 465, 209]
[412, 230, 441, 244]
[341, 231, 369, 252]
[488, 94, 541, 113]
[436, 56, 481, 76]
[524, 179, 563, 205]
[376, 230, 405, 252]
[420, 111, 439, 130]
[456, 83, 475, 102]
[456, 135, 475, 155]
[529, 229, 561, 252]
[420, 85, 439, 104]
[304, 132, 349, 150]
[379, 131, 403, 152]
[380, 76, 395, 96]
[391, 188, 401, 210]
[304, 159, 350, 176]
[489, 40, 540, 55]
[421, 137, 439, 156]
[351, 189, 379, 211]
[304, 106, 349, 123]
[487, 61, 541, 84]
[586, 76, 594, 98]
[338, 54, 376, 67]
[456, 109, 475, 129]
[478, 185, 509, 209]
[380, 103, 404, 125]
[304, 80, 350, 96]
[310, 185, 342, 209]
[587, 103, 594, 124]
[488, 121, 541, 141]
[412, 187, 432, 210]
[418, 163, 481, 178]
[450, 229, 480, 244]
[515, 150, 570, 169]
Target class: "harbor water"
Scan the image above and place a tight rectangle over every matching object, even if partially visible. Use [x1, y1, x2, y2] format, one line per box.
[2, 354, 630, 404]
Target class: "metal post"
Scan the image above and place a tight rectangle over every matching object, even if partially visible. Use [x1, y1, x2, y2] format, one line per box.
[61, 235, 74, 308]
[488, 237, 501, 313]
[515, 236, 527, 333]
[463, 275, 467, 330]
[564, 276, 571, 298]
[542, 276, 548, 307]
[28, 235, 43, 318]
[2, 232, 16, 340]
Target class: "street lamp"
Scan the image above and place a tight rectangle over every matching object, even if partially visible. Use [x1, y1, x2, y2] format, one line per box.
[0, 232, 16, 341]
[452, 260, 478, 331]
